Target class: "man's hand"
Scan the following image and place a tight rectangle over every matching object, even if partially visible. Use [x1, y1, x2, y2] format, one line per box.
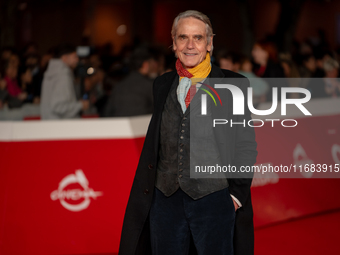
[18, 92, 27, 101]
[232, 198, 238, 212]
[33, 97, 40, 104]
[81, 100, 90, 111]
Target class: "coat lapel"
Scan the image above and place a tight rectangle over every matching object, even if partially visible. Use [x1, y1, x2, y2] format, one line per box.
[151, 71, 178, 157]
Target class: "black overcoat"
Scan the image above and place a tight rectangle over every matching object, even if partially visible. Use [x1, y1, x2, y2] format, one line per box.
[118, 64, 258, 255]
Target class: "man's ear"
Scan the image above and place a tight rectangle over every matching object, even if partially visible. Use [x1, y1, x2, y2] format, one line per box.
[139, 60, 150, 75]
[207, 36, 213, 52]
[172, 36, 177, 51]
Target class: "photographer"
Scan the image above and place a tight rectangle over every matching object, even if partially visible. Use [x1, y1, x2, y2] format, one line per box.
[40, 44, 89, 119]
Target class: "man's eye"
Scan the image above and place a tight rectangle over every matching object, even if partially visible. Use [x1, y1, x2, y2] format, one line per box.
[179, 36, 187, 40]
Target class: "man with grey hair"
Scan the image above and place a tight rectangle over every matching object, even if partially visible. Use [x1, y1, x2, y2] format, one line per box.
[41, 44, 89, 119]
[119, 10, 257, 255]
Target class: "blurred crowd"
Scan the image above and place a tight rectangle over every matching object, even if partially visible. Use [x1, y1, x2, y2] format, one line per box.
[216, 39, 340, 105]
[0, 36, 339, 120]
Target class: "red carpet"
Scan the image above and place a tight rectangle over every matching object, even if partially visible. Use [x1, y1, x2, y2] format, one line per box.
[254, 209, 340, 254]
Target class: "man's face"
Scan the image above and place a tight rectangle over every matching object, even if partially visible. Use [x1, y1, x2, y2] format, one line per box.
[173, 17, 212, 69]
[251, 44, 268, 65]
[62, 52, 79, 69]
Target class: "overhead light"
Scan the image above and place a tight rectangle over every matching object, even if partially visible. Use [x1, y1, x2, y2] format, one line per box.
[117, 25, 127, 36]
[87, 67, 95, 75]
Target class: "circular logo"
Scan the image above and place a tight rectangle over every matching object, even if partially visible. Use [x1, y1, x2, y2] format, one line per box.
[50, 170, 103, 212]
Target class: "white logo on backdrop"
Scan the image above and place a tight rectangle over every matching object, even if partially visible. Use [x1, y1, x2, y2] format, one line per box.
[332, 144, 340, 164]
[293, 143, 314, 178]
[50, 170, 103, 212]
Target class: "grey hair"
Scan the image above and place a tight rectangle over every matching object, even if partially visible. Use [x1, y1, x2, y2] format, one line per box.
[171, 10, 214, 55]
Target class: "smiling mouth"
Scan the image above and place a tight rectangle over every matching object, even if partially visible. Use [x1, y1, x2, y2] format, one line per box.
[184, 53, 197, 56]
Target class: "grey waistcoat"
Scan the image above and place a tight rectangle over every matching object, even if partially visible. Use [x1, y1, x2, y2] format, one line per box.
[155, 77, 229, 200]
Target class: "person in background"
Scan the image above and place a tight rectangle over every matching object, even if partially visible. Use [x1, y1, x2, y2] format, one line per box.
[23, 53, 42, 104]
[89, 53, 102, 70]
[313, 51, 328, 78]
[322, 58, 340, 97]
[239, 56, 269, 106]
[20, 66, 33, 102]
[22, 42, 39, 57]
[307, 57, 340, 98]
[40, 44, 89, 119]
[299, 54, 317, 78]
[148, 46, 166, 78]
[87, 52, 114, 116]
[74, 65, 104, 116]
[252, 41, 285, 78]
[252, 40, 286, 102]
[280, 54, 302, 99]
[40, 49, 54, 71]
[217, 50, 241, 73]
[280, 54, 300, 79]
[0, 65, 7, 109]
[104, 46, 154, 117]
[1, 59, 27, 108]
[8, 53, 20, 69]
[1, 46, 15, 61]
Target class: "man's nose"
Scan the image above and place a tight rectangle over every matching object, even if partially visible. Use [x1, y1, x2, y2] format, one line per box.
[186, 38, 194, 49]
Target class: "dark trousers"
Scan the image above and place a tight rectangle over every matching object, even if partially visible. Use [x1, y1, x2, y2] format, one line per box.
[149, 187, 235, 255]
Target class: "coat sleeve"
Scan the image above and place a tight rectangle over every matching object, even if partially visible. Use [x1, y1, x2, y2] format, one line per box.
[50, 75, 82, 118]
[228, 77, 258, 206]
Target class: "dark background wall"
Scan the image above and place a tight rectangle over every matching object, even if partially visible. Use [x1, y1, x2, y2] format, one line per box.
[0, 0, 339, 55]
